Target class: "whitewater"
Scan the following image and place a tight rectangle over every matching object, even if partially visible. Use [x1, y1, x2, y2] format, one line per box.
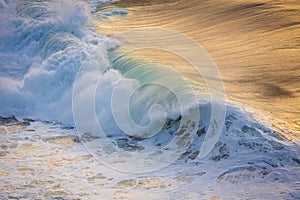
[0, 0, 299, 199]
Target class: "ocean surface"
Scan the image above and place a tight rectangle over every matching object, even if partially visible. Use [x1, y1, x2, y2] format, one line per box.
[97, 0, 300, 139]
[0, 0, 299, 199]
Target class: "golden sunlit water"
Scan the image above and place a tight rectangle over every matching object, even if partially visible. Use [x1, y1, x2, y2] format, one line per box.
[94, 0, 300, 139]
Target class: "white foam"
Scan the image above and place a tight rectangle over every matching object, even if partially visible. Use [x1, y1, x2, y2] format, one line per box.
[0, 0, 119, 125]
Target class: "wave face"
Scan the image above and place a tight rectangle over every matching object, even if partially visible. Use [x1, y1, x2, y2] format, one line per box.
[0, 0, 205, 135]
[98, 0, 300, 138]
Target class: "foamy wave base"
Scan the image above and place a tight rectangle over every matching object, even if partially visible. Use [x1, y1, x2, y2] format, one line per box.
[0, 0, 299, 199]
[0, 105, 299, 199]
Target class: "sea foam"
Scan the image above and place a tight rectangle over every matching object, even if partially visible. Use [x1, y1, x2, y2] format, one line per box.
[0, 0, 119, 124]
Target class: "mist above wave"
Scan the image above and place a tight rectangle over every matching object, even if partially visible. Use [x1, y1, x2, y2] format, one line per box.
[0, 0, 121, 124]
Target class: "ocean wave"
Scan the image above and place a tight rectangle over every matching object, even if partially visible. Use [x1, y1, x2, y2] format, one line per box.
[0, 0, 296, 148]
[0, 0, 299, 198]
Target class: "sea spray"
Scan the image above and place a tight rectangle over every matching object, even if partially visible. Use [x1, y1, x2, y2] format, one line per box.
[0, 0, 119, 124]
